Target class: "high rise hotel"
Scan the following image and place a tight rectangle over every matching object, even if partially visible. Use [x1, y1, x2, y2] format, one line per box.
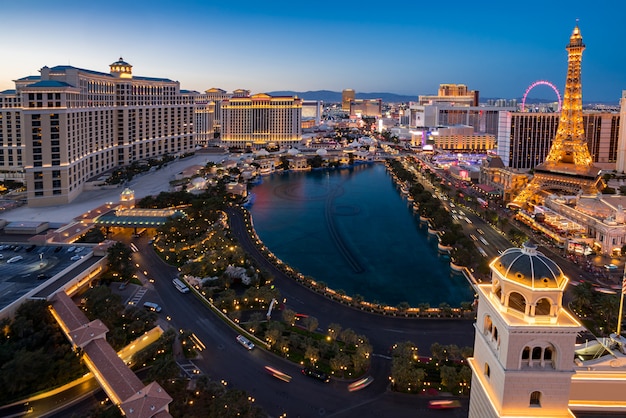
[0, 58, 195, 206]
[220, 93, 302, 149]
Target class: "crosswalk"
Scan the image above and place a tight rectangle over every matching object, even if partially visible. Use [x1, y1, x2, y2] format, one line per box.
[127, 288, 147, 306]
[177, 360, 203, 378]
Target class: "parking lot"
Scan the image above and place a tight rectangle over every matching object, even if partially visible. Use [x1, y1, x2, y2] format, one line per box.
[0, 243, 92, 311]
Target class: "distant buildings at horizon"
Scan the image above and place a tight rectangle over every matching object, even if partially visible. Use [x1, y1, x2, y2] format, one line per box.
[0, 56, 623, 208]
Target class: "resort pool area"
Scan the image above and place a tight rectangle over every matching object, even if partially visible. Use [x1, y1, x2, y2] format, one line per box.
[248, 163, 474, 307]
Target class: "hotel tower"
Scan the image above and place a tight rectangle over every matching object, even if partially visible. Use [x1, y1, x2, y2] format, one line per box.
[0, 58, 196, 206]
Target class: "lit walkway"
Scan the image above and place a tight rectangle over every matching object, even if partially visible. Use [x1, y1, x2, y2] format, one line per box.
[50, 291, 173, 418]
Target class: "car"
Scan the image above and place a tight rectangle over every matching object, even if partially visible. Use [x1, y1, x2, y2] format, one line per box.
[118, 281, 128, 290]
[604, 264, 618, 271]
[264, 366, 291, 382]
[302, 367, 330, 383]
[428, 399, 461, 409]
[348, 376, 374, 392]
[37, 273, 50, 280]
[70, 255, 83, 261]
[236, 335, 255, 350]
[7, 256, 23, 263]
[143, 302, 162, 312]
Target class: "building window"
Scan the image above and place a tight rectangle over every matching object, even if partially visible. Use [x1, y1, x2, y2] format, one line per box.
[530, 391, 541, 407]
[544, 347, 553, 361]
[484, 363, 490, 378]
[532, 347, 542, 360]
[483, 315, 493, 335]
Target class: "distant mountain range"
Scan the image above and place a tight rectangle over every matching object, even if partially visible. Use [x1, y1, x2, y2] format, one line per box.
[267, 90, 417, 103]
[266, 90, 615, 105]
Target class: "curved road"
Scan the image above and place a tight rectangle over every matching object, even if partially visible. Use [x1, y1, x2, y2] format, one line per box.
[24, 206, 475, 418]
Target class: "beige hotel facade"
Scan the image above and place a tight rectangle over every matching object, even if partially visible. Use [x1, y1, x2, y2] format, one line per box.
[0, 58, 195, 207]
[220, 93, 302, 149]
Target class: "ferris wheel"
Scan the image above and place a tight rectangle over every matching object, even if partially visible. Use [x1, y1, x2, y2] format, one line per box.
[521, 80, 562, 112]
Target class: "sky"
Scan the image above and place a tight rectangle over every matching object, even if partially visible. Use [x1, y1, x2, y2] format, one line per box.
[1, 1, 624, 103]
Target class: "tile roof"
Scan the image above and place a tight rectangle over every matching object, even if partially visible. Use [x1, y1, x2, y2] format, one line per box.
[23, 80, 73, 88]
[84, 338, 144, 401]
[120, 381, 173, 418]
[70, 319, 109, 349]
[50, 291, 89, 330]
[48, 282, 173, 417]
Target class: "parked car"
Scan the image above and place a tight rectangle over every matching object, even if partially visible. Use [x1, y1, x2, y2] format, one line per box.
[143, 302, 162, 312]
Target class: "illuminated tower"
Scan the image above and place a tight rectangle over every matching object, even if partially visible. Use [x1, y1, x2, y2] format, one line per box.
[467, 242, 582, 418]
[342, 89, 355, 112]
[512, 25, 603, 207]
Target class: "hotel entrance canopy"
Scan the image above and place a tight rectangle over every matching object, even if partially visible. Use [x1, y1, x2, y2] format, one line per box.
[93, 208, 185, 228]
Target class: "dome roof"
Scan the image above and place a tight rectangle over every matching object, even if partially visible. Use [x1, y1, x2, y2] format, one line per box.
[492, 241, 565, 289]
[111, 57, 132, 67]
[316, 148, 327, 156]
[576, 196, 612, 219]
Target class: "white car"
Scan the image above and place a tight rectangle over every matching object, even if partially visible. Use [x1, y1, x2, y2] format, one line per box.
[236, 335, 255, 350]
[7, 255, 23, 263]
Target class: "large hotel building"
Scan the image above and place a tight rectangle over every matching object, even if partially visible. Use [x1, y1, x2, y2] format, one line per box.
[0, 58, 195, 207]
[220, 93, 302, 149]
[497, 112, 620, 170]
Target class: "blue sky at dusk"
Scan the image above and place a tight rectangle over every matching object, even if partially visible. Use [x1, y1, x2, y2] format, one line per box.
[1, 0, 624, 102]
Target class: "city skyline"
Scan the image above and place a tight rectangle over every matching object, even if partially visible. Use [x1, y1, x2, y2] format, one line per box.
[1, 1, 625, 103]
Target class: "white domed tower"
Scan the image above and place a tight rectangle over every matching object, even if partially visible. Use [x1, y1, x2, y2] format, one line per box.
[109, 57, 133, 79]
[468, 241, 582, 418]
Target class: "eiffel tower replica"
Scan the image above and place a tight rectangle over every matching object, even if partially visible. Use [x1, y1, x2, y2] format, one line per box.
[512, 24, 604, 208]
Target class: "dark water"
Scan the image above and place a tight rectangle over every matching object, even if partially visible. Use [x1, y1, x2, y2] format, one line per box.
[248, 163, 473, 307]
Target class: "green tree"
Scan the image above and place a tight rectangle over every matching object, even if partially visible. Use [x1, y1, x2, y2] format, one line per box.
[281, 308, 296, 326]
[339, 328, 358, 346]
[106, 242, 134, 281]
[440, 365, 459, 390]
[390, 341, 425, 392]
[302, 316, 319, 333]
[330, 353, 351, 376]
[304, 345, 320, 365]
[327, 323, 342, 340]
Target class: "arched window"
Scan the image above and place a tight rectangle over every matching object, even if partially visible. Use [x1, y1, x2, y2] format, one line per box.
[532, 347, 542, 360]
[493, 326, 499, 342]
[535, 298, 552, 316]
[544, 347, 553, 360]
[508, 292, 527, 314]
[484, 363, 490, 378]
[530, 391, 541, 406]
[522, 347, 530, 360]
[484, 315, 493, 335]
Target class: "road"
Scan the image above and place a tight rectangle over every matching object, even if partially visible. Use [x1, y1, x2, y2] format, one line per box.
[124, 211, 475, 417]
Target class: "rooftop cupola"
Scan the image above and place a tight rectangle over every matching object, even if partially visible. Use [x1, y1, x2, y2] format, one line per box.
[109, 57, 133, 79]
